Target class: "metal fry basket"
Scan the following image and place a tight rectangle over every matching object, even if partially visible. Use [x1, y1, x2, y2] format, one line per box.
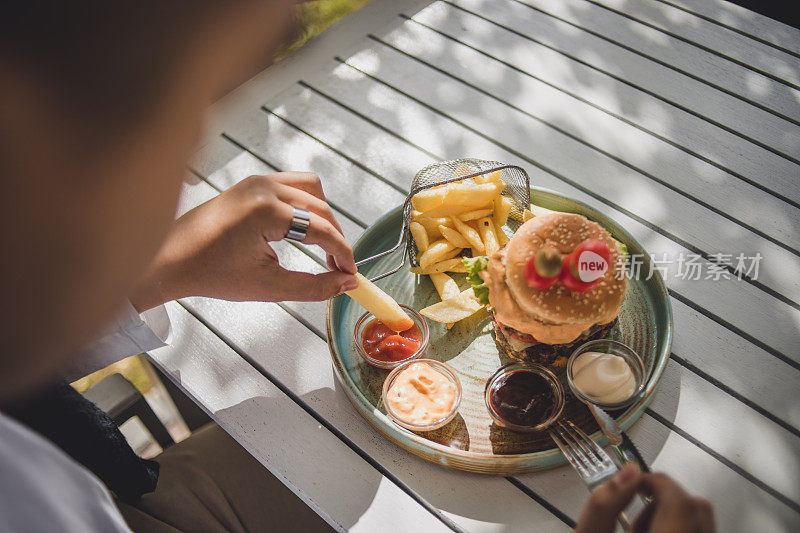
[356, 158, 531, 281]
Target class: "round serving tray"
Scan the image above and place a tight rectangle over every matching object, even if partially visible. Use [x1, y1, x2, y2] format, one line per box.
[326, 187, 672, 474]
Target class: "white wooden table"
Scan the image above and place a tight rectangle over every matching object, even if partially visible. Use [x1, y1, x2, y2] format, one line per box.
[147, 0, 800, 531]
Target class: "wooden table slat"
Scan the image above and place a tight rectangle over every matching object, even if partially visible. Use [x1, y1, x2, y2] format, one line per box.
[518, 0, 800, 108]
[657, 0, 800, 56]
[405, 3, 800, 207]
[449, 0, 800, 158]
[371, 16, 800, 250]
[588, 0, 800, 85]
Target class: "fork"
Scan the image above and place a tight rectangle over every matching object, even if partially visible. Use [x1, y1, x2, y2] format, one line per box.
[549, 419, 636, 532]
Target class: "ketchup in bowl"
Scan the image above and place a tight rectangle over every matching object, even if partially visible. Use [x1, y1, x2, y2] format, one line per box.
[361, 320, 422, 364]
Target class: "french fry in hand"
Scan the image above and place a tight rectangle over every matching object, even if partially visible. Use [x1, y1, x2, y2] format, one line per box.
[450, 216, 485, 254]
[410, 258, 462, 275]
[420, 288, 483, 323]
[493, 196, 513, 227]
[477, 217, 500, 256]
[430, 272, 460, 301]
[419, 240, 456, 268]
[409, 221, 429, 254]
[345, 273, 413, 332]
[457, 208, 493, 222]
[439, 224, 471, 248]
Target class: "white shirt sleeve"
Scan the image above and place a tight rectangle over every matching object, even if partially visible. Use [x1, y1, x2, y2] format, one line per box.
[63, 302, 173, 383]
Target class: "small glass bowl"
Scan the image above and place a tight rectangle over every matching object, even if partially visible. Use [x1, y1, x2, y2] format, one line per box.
[353, 305, 429, 369]
[381, 358, 462, 432]
[484, 362, 565, 433]
[566, 339, 646, 409]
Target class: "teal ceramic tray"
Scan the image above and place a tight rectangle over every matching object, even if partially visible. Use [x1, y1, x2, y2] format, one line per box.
[326, 187, 672, 474]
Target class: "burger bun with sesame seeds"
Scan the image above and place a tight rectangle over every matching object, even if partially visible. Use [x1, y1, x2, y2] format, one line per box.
[480, 212, 626, 365]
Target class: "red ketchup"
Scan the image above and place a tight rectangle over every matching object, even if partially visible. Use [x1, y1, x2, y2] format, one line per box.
[361, 320, 422, 363]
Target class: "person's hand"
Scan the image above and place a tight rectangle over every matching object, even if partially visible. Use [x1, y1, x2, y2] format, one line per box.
[632, 472, 715, 533]
[130, 173, 358, 312]
[574, 465, 715, 533]
[575, 463, 642, 533]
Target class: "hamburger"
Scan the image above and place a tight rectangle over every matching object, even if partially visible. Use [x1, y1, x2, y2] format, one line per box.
[464, 212, 627, 366]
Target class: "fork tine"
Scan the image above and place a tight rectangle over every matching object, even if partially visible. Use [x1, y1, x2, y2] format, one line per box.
[559, 421, 601, 465]
[563, 420, 614, 466]
[550, 427, 593, 477]
[553, 422, 596, 473]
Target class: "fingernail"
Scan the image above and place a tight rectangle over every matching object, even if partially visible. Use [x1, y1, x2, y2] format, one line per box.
[341, 277, 359, 292]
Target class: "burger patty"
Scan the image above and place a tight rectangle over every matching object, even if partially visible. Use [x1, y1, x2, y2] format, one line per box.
[492, 318, 617, 366]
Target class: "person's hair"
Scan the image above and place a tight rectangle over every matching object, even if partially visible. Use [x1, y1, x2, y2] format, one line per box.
[0, 2, 249, 131]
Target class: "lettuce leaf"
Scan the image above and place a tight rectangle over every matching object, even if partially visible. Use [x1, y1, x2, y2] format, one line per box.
[463, 256, 490, 305]
[613, 239, 628, 259]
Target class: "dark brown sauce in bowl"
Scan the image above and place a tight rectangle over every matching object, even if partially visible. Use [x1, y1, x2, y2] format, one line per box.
[485, 364, 565, 432]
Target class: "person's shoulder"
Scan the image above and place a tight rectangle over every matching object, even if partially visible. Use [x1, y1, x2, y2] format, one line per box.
[0, 412, 131, 532]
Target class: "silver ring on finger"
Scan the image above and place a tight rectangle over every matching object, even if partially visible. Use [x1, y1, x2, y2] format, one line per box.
[284, 206, 311, 243]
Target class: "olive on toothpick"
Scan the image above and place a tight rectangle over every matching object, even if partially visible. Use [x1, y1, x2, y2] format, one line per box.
[524, 244, 563, 289]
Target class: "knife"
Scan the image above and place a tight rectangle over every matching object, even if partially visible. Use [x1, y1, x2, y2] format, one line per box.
[587, 403, 650, 473]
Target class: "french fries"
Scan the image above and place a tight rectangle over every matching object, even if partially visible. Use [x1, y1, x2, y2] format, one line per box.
[411, 187, 449, 213]
[473, 169, 502, 185]
[409, 221, 429, 253]
[430, 272, 460, 300]
[496, 222, 510, 245]
[420, 288, 483, 323]
[408, 167, 512, 327]
[444, 182, 504, 210]
[523, 208, 534, 222]
[439, 224, 471, 248]
[477, 217, 500, 257]
[451, 216, 485, 254]
[494, 196, 513, 227]
[345, 273, 413, 332]
[409, 258, 462, 275]
[419, 240, 455, 268]
[530, 204, 557, 217]
[458, 208, 493, 222]
[412, 211, 450, 236]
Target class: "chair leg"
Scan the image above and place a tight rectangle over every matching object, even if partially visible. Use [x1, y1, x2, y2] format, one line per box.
[149, 361, 212, 432]
[119, 397, 174, 450]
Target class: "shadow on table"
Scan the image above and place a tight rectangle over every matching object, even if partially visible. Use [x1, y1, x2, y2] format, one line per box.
[213, 394, 382, 531]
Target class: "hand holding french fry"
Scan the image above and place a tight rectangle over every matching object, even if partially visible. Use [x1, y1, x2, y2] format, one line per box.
[345, 273, 413, 332]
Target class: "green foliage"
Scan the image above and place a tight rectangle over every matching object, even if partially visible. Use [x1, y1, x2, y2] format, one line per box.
[277, 0, 374, 60]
